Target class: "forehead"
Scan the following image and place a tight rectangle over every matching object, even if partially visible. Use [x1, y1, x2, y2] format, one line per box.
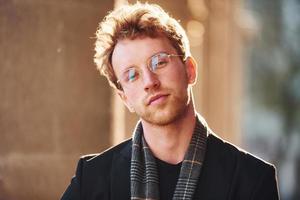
[111, 36, 176, 72]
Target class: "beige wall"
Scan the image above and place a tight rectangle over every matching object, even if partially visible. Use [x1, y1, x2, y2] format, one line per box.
[199, 0, 243, 144]
[0, 0, 113, 199]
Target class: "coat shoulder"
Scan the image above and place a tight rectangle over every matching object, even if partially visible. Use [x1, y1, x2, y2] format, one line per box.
[207, 133, 275, 171]
[61, 138, 132, 200]
[199, 133, 279, 199]
[80, 138, 132, 168]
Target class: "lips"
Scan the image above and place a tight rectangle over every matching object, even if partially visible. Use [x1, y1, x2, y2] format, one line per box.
[147, 94, 169, 105]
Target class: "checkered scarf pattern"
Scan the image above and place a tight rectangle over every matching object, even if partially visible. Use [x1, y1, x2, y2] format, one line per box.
[130, 115, 208, 200]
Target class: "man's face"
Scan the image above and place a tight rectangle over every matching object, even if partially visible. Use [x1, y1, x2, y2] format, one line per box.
[111, 36, 196, 126]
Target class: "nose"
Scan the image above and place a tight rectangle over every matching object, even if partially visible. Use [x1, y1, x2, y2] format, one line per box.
[142, 68, 160, 92]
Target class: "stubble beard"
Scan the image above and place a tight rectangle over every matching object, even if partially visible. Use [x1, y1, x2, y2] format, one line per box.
[138, 90, 191, 126]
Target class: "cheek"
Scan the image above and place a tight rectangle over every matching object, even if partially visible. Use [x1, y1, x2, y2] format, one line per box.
[167, 68, 189, 86]
[124, 89, 143, 105]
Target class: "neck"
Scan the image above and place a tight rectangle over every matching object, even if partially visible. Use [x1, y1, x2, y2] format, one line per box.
[141, 102, 196, 164]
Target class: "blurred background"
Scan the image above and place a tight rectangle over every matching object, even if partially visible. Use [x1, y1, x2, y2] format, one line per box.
[0, 0, 299, 199]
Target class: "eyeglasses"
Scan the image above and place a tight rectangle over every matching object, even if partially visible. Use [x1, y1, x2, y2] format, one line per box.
[116, 52, 183, 90]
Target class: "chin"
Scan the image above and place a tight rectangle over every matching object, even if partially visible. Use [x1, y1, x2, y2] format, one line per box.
[140, 98, 189, 126]
[143, 113, 182, 126]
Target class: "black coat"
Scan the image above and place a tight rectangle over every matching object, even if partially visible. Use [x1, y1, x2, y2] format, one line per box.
[61, 133, 279, 200]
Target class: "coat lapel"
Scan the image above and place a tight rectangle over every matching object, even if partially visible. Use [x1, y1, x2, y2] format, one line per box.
[110, 140, 132, 200]
[193, 134, 237, 199]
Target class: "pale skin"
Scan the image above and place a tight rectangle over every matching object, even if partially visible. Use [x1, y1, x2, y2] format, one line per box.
[112, 36, 198, 164]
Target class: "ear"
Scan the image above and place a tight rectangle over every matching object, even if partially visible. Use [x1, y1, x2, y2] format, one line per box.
[185, 56, 197, 85]
[117, 90, 135, 113]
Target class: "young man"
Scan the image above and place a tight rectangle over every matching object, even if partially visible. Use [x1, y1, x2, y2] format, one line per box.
[61, 2, 279, 200]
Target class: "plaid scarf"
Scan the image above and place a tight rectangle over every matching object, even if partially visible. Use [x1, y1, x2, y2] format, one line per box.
[130, 115, 208, 200]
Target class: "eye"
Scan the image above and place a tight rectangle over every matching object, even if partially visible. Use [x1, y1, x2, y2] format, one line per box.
[126, 68, 139, 82]
[150, 53, 169, 71]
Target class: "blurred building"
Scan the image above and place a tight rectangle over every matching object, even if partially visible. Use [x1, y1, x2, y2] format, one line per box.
[242, 0, 300, 199]
[0, 1, 114, 199]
